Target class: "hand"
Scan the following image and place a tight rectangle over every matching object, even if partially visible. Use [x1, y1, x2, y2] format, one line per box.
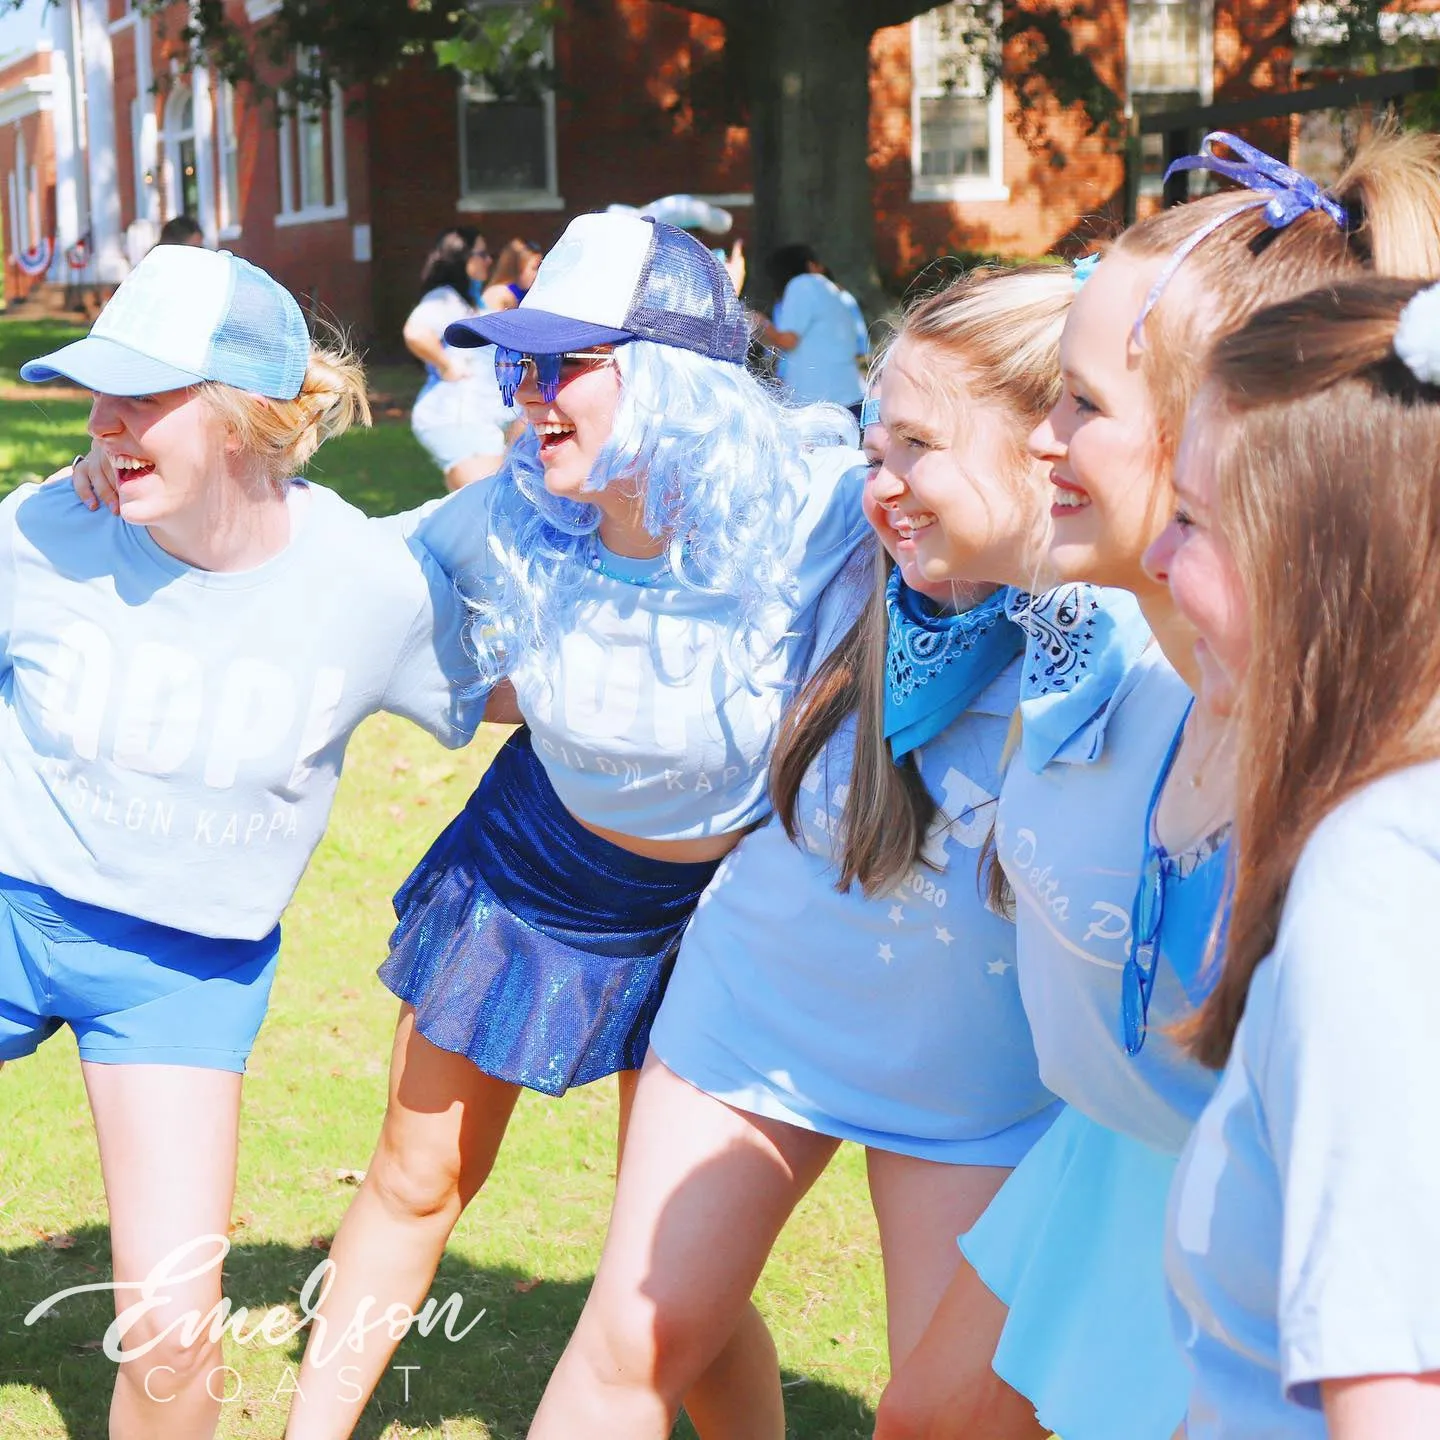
[74, 448, 120, 515]
[725, 239, 746, 297]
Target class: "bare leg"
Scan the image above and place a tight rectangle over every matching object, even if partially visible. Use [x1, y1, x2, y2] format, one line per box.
[611, 1065, 799, 1440]
[866, 1152, 1009, 1369]
[83, 1061, 243, 1440]
[873, 1247, 1045, 1440]
[530, 1054, 840, 1440]
[284, 1006, 521, 1438]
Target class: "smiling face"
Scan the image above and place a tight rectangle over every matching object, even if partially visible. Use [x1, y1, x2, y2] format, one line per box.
[518, 349, 623, 503]
[867, 337, 1049, 600]
[87, 387, 234, 528]
[1143, 401, 1250, 716]
[1029, 254, 1174, 594]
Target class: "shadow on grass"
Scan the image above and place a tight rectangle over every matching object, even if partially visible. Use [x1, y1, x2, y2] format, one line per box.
[0, 1227, 876, 1439]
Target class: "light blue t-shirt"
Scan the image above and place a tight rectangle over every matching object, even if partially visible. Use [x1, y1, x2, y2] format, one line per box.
[774, 273, 866, 408]
[654, 647, 1059, 1163]
[404, 445, 869, 840]
[996, 645, 1217, 1152]
[0, 481, 479, 940]
[1167, 760, 1440, 1439]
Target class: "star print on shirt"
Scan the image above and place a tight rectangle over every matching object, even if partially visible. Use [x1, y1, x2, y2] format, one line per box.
[878, 943, 895, 965]
[888, 904, 905, 926]
[935, 927, 953, 945]
[986, 958, 1012, 976]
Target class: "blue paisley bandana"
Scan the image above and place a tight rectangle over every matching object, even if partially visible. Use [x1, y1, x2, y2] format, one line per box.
[1003, 584, 1152, 770]
[884, 572, 1023, 762]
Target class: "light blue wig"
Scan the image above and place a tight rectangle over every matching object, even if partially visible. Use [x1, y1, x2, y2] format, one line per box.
[466, 340, 858, 693]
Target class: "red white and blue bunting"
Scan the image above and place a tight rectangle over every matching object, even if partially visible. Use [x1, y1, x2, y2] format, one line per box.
[13, 237, 54, 277]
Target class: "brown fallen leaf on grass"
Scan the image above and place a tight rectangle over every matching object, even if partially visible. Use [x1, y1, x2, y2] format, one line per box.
[41, 1233, 77, 1250]
[335, 1168, 366, 1185]
[307, 1235, 332, 1251]
[512, 1277, 542, 1294]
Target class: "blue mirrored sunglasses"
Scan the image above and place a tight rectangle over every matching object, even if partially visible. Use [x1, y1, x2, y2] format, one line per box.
[1121, 845, 1167, 1056]
[493, 346, 618, 407]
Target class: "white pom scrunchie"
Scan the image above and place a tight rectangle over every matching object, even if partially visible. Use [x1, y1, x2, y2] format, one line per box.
[1394, 281, 1440, 385]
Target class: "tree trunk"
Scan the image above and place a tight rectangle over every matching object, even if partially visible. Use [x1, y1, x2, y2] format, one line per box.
[740, 0, 885, 316]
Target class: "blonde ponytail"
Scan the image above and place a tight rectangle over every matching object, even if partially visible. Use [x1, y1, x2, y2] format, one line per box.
[200, 321, 370, 491]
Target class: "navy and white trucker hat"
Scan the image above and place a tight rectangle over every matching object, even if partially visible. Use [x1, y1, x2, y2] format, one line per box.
[445, 211, 749, 364]
[21, 245, 310, 399]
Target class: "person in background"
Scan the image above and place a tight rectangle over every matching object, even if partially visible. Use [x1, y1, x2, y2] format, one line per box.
[753, 243, 868, 417]
[465, 232, 493, 306]
[156, 215, 204, 248]
[403, 227, 517, 490]
[482, 237, 544, 312]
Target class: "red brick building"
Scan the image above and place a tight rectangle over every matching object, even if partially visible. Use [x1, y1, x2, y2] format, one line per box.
[2, 0, 1301, 342]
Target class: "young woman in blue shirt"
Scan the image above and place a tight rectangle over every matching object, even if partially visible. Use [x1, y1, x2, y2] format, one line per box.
[69, 216, 868, 1439]
[277, 213, 873, 1438]
[960, 129, 1440, 1440]
[8, 244, 482, 1440]
[525, 264, 1133, 1439]
[1163, 277, 1440, 1440]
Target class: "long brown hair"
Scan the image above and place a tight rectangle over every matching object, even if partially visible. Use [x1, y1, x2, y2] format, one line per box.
[771, 264, 1073, 894]
[1189, 278, 1440, 1068]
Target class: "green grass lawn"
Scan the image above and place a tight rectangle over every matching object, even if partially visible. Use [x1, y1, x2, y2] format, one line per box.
[0, 315, 888, 1437]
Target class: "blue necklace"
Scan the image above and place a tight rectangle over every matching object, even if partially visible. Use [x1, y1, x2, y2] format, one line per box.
[584, 533, 673, 587]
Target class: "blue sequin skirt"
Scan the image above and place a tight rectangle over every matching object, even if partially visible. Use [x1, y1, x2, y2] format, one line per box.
[378, 729, 723, 1097]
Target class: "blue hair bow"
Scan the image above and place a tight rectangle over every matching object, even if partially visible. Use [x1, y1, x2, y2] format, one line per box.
[1072, 252, 1102, 289]
[1163, 130, 1347, 231]
[1131, 131, 1347, 346]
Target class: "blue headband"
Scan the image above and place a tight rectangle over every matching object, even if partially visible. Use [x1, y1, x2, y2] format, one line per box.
[1131, 131, 1347, 347]
[1073, 253, 1101, 289]
[860, 395, 881, 428]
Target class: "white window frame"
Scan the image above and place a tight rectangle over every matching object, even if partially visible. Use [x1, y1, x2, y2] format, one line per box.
[162, 82, 199, 221]
[276, 50, 347, 227]
[130, 94, 145, 220]
[457, 1, 562, 212]
[910, 3, 1008, 204]
[215, 77, 241, 238]
[1127, 0, 1215, 195]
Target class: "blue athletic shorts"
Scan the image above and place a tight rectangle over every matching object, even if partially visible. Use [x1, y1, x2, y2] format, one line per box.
[0, 875, 281, 1072]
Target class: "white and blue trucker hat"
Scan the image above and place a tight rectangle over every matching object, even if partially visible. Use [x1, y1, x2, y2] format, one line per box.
[21, 245, 310, 398]
[446, 212, 748, 363]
